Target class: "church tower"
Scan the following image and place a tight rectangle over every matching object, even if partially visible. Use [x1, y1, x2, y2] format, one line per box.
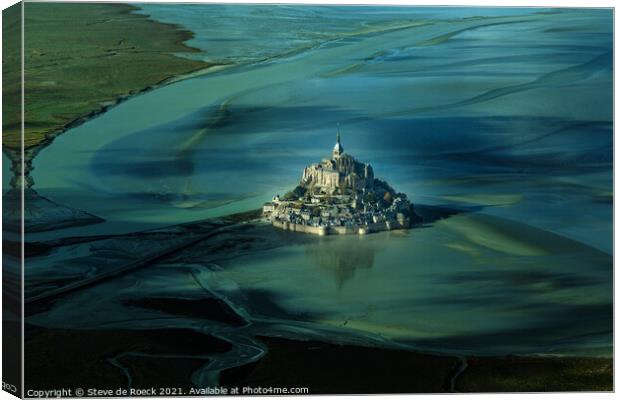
[333, 131, 344, 159]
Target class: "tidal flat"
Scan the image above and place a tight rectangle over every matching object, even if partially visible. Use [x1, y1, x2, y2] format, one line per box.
[21, 209, 612, 392]
[6, 4, 613, 393]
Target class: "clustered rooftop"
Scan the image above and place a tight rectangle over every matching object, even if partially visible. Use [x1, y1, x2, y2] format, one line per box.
[263, 132, 414, 236]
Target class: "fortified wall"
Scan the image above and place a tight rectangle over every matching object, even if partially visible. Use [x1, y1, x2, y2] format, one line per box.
[264, 132, 414, 236]
[272, 218, 410, 236]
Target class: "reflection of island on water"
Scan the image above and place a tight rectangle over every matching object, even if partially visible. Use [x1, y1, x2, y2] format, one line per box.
[305, 237, 377, 290]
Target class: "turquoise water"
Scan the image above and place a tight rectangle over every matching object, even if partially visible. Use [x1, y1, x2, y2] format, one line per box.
[26, 6, 612, 357]
[210, 218, 611, 356]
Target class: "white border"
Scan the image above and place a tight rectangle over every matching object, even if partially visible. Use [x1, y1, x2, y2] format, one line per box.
[13, 0, 619, 6]
[0, 1, 616, 400]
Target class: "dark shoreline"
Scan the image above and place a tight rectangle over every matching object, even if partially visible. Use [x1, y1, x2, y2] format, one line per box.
[24, 323, 612, 394]
[222, 336, 612, 393]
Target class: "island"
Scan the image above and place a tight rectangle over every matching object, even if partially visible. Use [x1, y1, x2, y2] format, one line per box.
[263, 133, 416, 235]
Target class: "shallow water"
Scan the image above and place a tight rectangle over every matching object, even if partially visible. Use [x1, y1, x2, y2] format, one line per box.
[25, 5, 612, 357]
[208, 215, 611, 356]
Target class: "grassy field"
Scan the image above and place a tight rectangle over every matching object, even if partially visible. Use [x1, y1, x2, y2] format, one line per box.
[2, 2, 209, 150]
[457, 355, 613, 392]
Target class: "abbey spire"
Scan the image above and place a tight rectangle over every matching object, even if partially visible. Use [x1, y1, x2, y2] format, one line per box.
[333, 128, 344, 159]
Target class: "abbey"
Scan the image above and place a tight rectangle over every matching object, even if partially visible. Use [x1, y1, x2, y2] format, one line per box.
[263, 133, 415, 236]
[301, 133, 375, 195]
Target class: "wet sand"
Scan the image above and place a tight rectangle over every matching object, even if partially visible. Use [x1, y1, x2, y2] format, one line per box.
[19, 205, 611, 393]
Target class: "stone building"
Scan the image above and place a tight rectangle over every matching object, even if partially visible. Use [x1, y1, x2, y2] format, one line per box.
[301, 133, 374, 195]
[263, 131, 414, 236]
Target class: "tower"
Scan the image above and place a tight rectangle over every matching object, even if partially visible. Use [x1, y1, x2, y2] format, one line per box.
[333, 128, 344, 159]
